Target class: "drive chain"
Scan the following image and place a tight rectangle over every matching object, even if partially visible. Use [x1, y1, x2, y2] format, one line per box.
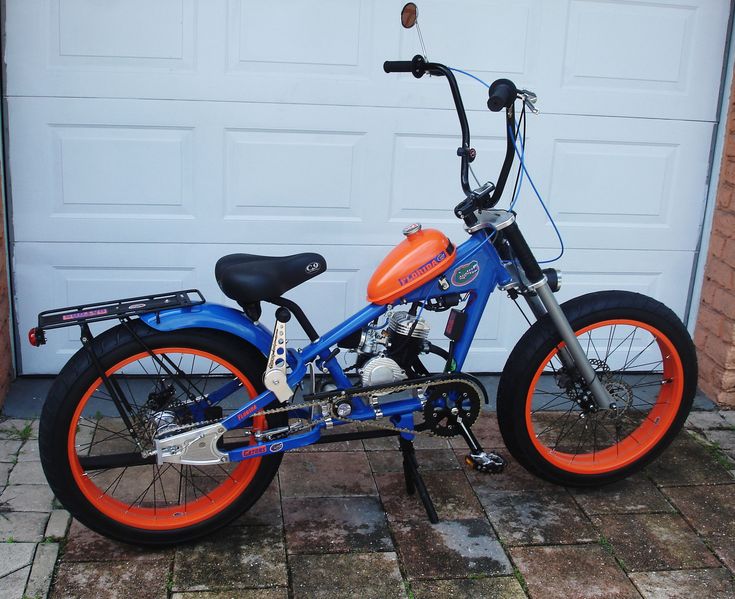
[258, 373, 485, 438]
[157, 373, 484, 441]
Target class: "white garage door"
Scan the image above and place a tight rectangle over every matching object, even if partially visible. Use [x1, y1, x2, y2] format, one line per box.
[5, 0, 730, 374]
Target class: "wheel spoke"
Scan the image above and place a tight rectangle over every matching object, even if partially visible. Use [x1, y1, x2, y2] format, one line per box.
[523, 315, 685, 476]
[67, 340, 268, 534]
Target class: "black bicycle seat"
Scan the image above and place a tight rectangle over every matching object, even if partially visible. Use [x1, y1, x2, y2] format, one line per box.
[215, 253, 326, 306]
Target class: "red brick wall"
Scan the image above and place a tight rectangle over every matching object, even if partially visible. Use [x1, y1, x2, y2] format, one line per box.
[695, 78, 735, 407]
[0, 192, 11, 409]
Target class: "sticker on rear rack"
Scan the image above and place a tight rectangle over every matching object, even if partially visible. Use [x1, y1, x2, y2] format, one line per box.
[62, 308, 108, 321]
[451, 260, 480, 287]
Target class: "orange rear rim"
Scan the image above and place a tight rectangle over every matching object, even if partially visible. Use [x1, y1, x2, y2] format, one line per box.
[524, 319, 684, 475]
[68, 348, 264, 530]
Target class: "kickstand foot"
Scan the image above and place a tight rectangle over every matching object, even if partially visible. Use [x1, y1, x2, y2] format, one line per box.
[399, 436, 438, 524]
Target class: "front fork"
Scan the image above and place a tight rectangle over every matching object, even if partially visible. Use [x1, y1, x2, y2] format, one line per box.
[502, 221, 616, 410]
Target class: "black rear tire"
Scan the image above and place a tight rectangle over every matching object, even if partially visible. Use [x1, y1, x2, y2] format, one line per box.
[39, 320, 286, 545]
[497, 291, 697, 487]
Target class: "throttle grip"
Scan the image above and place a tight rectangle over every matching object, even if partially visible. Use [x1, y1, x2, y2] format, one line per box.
[383, 61, 413, 73]
[487, 78, 518, 112]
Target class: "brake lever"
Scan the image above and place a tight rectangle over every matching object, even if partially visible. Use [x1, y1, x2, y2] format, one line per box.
[518, 89, 539, 114]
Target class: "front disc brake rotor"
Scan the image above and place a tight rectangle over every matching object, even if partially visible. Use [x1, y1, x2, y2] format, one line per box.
[422, 383, 481, 437]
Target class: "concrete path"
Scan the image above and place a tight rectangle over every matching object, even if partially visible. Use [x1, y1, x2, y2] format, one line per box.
[1, 411, 734, 599]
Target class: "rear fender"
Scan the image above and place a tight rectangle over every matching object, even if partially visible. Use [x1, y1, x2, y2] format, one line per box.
[139, 303, 273, 356]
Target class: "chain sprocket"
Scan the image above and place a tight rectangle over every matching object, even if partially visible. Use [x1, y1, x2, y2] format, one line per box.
[422, 381, 482, 437]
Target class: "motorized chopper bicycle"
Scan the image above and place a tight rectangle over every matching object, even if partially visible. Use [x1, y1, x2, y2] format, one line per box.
[29, 4, 697, 545]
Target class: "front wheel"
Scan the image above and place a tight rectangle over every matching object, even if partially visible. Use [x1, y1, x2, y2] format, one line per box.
[497, 290, 697, 487]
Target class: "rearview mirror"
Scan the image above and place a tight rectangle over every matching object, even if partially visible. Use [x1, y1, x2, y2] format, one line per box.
[401, 3, 418, 28]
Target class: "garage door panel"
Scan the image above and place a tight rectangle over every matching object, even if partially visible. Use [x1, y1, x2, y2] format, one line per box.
[6, 1, 728, 121]
[228, 0, 369, 72]
[54, 0, 196, 65]
[549, 140, 676, 220]
[224, 128, 366, 221]
[544, 0, 727, 119]
[513, 116, 711, 253]
[9, 96, 713, 251]
[50, 124, 195, 217]
[563, 1, 694, 90]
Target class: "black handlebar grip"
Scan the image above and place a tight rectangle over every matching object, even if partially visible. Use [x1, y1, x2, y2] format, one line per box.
[487, 78, 518, 112]
[383, 61, 414, 73]
[384, 55, 427, 78]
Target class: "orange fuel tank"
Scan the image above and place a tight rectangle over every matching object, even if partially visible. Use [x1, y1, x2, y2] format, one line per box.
[367, 225, 456, 305]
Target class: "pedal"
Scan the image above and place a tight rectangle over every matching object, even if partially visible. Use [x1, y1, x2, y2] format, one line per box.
[465, 451, 506, 474]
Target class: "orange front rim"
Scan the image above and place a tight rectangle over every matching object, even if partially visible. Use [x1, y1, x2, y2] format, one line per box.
[525, 319, 684, 475]
[68, 348, 264, 531]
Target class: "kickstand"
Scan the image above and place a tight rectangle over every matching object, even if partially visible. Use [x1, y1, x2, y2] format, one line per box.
[399, 436, 439, 524]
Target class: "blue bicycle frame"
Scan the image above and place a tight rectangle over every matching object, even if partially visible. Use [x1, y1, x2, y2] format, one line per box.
[140, 228, 512, 462]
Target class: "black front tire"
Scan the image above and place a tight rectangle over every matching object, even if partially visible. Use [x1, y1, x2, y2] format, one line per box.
[497, 290, 697, 487]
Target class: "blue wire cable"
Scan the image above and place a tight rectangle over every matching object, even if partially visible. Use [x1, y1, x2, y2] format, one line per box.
[509, 124, 525, 211]
[448, 67, 490, 88]
[508, 125, 564, 263]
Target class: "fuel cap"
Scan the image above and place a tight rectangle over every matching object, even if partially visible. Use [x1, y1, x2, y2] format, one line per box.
[402, 223, 422, 236]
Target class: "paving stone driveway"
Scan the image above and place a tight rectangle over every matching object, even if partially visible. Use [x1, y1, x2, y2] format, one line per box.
[1, 411, 735, 599]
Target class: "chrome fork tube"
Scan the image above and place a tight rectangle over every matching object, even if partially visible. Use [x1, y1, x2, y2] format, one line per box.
[502, 217, 615, 410]
[522, 291, 576, 372]
[534, 282, 615, 410]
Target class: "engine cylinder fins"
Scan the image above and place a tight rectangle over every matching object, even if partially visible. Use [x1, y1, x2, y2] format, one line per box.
[388, 311, 431, 339]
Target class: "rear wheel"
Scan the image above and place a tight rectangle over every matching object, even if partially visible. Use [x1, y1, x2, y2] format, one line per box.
[39, 321, 285, 545]
[497, 291, 697, 487]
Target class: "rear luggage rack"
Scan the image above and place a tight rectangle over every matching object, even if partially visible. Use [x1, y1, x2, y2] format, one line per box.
[29, 289, 205, 346]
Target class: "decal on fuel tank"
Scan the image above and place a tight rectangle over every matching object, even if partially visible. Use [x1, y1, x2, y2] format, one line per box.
[398, 251, 447, 287]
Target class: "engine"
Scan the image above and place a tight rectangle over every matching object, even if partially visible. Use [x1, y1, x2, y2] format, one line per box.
[340, 310, 432, 385]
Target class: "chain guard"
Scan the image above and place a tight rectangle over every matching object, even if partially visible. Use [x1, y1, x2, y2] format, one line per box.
[422, 380, 483, 437]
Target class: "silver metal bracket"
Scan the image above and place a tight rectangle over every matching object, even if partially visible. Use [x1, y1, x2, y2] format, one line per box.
[155, 422, 229, 465]
[465, 209, 516, 234]
[255, 419, 308, 442]
[369, 395, 384, 419]
[264, 319, 293, 404]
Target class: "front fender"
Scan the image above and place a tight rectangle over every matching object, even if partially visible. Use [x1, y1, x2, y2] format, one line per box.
[139, 303, 273, 356]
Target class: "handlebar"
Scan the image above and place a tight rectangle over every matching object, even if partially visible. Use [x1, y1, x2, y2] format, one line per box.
[384, 55, 473, 194]
[383, 54, 519, 221]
